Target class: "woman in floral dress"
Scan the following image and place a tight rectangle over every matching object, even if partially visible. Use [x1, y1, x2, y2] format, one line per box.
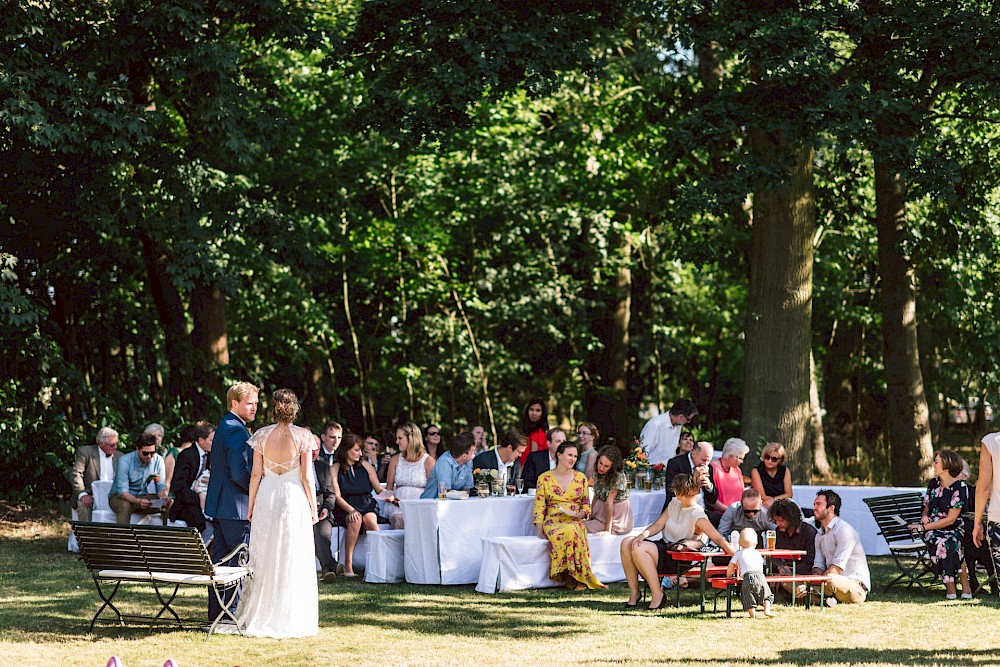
[584, 445, 634, 535]
[910, 449, 972, 599]
[533, 441, 605, 591]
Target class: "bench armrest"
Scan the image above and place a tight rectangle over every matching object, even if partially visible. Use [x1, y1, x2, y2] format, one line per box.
[214, 542, 250, 568]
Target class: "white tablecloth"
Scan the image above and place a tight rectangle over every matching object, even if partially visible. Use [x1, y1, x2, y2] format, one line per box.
[791, 484, 924, 556]
[476, 529, 642, 594]
[401, 491, 666, 585]
[364, 529, 406, 583]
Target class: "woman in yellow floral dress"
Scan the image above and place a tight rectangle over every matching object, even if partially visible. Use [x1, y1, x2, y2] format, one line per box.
[533, 441, 606, 590]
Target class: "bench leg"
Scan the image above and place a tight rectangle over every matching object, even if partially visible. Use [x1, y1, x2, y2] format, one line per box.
[150, 583, 183, 627]
[207, 580, 246, 639]
[90, 577, 125, 632]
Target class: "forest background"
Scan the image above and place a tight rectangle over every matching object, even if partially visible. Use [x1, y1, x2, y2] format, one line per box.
[2, 0, 998, 501]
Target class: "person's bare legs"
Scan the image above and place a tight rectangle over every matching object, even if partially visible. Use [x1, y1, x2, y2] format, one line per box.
[344, 518, 362, 574]
[748, 608, 756, 619]
[629, 544, 664, 609]
[960, 563, 972, 597]
[763, 600, 776, 618]
[620, 537, 643, 605]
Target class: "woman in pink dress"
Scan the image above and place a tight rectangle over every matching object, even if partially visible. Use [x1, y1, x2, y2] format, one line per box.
[711, 437, 749, 508]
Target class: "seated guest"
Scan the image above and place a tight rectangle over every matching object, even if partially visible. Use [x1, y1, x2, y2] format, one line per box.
[362, 433, 380, 469]
[384, 422, 432, 527]
[164, 425, 195, 494]
[675, 430, 695, 456]
[331, 434, 393, 577]
[472, 428, 528, 489]
[812, 489, 871, 605]
[68, 427, 123, 522]
[523, 428, 567, 491]
[471, 424, 489, 455]
[769, 498, 817, 599]
[425, 423, 446, 460]
[420, 432, 476, 498]
[574, 422, 600, 480]
[909, 449, 972, 599]
[317, 422, 343, 468]
[718, 488, 776, 546]
[108, 433, 173, 524]
[663, 440, 719, 514]
[169, 421, 214, 534]
[312, 435, 339, 582]
[372, 428, 396, 482]
[584, 445, 634, 535]
[533, 441, 605, 591]
[620, 474, 735, 609]
[711, 437, 749, 513]
[750, 441, 793, 509]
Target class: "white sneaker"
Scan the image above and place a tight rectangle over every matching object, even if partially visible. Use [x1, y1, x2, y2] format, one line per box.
[824, 597, 838, 607]
[945, 593, 957, 600]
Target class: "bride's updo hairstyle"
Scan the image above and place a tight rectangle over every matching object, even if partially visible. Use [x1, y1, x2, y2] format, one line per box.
[270, 388, 300, 424]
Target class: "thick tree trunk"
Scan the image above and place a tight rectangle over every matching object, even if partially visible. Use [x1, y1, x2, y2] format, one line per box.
[190, 283, 227, 414]
[874, 161, 934, 485]
[607, 244, 632, 442]
[741, 135, 814, 482]
[823, 317, 863, 461]
[139, 231, 193, 401]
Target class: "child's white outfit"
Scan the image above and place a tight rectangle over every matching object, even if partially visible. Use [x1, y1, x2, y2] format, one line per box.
[731, 546, 774, 611]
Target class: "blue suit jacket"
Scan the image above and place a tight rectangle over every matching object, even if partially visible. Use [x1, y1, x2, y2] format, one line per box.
[204, 411, 252, 520]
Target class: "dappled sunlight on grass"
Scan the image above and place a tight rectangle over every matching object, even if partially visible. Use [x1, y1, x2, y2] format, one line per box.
[5, 522, 1000, 666]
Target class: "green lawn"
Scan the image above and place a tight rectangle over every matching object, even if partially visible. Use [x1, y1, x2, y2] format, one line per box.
[3, 520, 1000, 667]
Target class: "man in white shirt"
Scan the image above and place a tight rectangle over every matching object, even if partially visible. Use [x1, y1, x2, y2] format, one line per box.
[68, 427, 123, 522]
[812, 489, 871, 605]
[639, 398, 698, 466]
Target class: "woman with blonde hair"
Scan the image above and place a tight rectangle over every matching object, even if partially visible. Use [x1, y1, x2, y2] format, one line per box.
[384, 422, 433, 528]
[750, 442, 793, 509]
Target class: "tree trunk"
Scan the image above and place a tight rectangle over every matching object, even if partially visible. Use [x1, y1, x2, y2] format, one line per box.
[741, 135, 815, 482]
[874, 161, 934, 485]
[810, 349, 832, 478]
[606, 242, 633, 442]
[139, 231, 193, 402]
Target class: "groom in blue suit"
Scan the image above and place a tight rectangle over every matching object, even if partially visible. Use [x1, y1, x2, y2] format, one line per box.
[205, 381, 259, 621]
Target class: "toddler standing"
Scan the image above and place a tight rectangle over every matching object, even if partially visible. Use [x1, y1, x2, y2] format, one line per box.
[726, 527, 776, 618]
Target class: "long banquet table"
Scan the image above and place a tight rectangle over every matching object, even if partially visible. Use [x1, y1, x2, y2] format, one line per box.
[401, 490, 667, 585]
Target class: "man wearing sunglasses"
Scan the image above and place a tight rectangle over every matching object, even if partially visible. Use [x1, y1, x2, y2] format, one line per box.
[108, 432, 172, 524]
[718, 488, 776, 547]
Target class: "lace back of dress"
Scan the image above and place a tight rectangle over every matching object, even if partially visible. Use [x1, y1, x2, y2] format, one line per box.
[257, 424, 305, 475]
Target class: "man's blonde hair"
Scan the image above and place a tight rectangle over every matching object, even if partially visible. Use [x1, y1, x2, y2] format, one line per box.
[227, 381, 260, 406]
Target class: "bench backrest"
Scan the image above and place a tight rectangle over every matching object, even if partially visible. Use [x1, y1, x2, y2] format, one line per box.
[72, 522, 214, 576]
[863, 493, 924, 544]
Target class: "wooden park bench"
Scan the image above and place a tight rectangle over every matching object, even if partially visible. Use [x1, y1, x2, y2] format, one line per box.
[710, 574, 832, 617]
[71, 521, 251, 637]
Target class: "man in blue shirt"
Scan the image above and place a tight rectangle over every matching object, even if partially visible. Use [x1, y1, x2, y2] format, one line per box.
[421, 432, 476, 498]
[108, 432, 171, 524]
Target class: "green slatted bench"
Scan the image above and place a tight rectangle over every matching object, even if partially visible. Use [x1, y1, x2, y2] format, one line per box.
[71, 521, 251, 637]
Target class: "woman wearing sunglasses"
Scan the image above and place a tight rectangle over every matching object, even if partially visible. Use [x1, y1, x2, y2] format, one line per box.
[750, 442, 793, 509]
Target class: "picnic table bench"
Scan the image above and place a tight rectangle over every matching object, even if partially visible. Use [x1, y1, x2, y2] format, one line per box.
[71, 521, 251, 637]
[711, 574, 832, 617]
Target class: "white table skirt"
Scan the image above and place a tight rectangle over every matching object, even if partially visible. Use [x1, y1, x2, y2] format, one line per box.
[475, 529, 643, 594]
[401, 491, 666, 585]
[364, 529, 406, 583]
[791, 484, 924, 556]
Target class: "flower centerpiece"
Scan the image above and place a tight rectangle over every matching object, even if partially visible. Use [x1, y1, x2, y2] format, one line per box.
[473, 468, 498, 496]
[625, 438, 650, 488]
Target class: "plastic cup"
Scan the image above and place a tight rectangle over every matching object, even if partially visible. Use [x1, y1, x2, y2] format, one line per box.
[766, 529, 777, 550]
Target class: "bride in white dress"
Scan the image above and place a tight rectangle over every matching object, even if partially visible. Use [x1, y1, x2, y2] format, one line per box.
[235, 388, 318, 638]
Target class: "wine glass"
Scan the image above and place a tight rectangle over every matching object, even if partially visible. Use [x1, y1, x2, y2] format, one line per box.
[515, 478, 524, 494]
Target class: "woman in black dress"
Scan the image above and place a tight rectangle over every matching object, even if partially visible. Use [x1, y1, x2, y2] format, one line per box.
[750, 441, 792, 509]
[331, 434, 394, 576]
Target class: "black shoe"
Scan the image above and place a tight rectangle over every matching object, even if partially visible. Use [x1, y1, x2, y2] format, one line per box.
[320, 570, 336, 583]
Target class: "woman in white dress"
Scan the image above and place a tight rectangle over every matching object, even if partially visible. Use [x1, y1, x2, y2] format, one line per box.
[383, 422, 433, 528]
[235, 389, 318, 638]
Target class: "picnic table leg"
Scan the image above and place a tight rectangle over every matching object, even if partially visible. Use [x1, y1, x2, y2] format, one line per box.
[791, 561, 796, 608]
[699, 560, 708, 613]
[726, 582, 734, 618]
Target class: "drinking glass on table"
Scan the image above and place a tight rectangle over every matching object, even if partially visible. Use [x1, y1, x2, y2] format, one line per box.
[765, 529, 777, 550]
[438, 481, 448, 499]
[515, 478, 524, 494]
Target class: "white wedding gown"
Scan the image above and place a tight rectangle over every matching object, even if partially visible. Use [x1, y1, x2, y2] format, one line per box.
[235, 424, 318, 638]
